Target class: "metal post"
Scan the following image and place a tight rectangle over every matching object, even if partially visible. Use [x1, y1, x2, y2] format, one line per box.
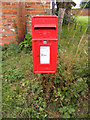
[52, 0, 55, 15]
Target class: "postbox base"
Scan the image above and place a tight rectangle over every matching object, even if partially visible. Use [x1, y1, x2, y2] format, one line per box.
[33, 70, 56, 73]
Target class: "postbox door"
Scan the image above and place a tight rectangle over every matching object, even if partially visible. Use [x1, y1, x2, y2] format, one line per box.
[33, 40, 57, 73]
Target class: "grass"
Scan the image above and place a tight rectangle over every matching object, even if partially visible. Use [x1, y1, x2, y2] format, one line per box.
[76, 16, 89, 24]
[60, 16, 88, 71]
[2, 16, 89, 118]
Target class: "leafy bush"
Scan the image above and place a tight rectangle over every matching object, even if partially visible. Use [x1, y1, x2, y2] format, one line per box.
[19, 33, 32, 53]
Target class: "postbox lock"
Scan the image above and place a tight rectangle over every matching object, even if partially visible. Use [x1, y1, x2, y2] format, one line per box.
[43, 40, 47, 44]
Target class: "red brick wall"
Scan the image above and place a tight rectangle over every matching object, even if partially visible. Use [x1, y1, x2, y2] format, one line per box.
[25, 2, 50, 34]
[2, 2, 17, 45]
[1, 2, 50, 46]
[71, 8, 90, 16]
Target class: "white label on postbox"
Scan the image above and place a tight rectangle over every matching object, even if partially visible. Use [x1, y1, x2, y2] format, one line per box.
[40, 46, 50, 64]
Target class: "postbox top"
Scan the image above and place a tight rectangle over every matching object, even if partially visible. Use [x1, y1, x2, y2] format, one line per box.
[32, 15, 58, 18]
[32, 15, 58, 26]
[32, 15, 58, 40]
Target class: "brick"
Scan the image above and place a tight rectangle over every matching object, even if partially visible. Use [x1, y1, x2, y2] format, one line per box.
[6, 3, 10, 5]
[8, 35, 16, 38]
[2, 3, 6, 6]
[3, 12, 12, 14]
[12, 6, 17, 9]
[40, 12, 46, 15]
[3, 5, 10, 9]
[31, 5, 37, 8]
[11, 15, 16, 17]
[8, 9, 12, 12]
[25, 6, 31, 8]
[7, 20, 13, 23]
[35, 4, 41, 8]
[1, 38, 4, 41]
[7, 17, 13, 21]
[30, 2, 35, 5]
[35, 8, 44, 11]
[2, 38, 14, 43]
[36, 2, 41, 5]
[8, 9, 16, 12]
[26, 2, 31, 5]
[2, 15, 5, 18]
[32, 11, 41, 14]
[44, 5, 50, 8]
[26, 12, 31, 14]
[13, 12, 17, 15]
[3, 31, 10, 35]
[46, 2, 50, 5]
[2, 20, 7, 23]
[4, 14, 11, 18]
[27, 9, 35, 11]
[2, 9, 7, 12]
[26, 18, 30, 20]
[12, 3, 16, 6]
[2, 26, 8, 30]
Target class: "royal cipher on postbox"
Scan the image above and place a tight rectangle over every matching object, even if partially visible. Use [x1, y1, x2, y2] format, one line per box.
[32, 16, 58, 73]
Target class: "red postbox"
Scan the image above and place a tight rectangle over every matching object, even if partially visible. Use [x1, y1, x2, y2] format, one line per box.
[32, 16, 58, 73]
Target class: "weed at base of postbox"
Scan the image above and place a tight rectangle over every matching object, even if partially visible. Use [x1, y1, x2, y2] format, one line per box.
[19, 33, 32, 53]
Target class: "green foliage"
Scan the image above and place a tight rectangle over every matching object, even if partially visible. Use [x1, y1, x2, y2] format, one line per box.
[19, 33, 32, 53]
[3, 68, 24, 83]
[2, 43, 9, 51]
[59, 106, 75, 118]
[2, 42, 21, 61]
[80, 1, 90, 8]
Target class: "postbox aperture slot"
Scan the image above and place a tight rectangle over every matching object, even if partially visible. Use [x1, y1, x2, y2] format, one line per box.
[34, 27, 56, 29]
[34, 25, 56, 29]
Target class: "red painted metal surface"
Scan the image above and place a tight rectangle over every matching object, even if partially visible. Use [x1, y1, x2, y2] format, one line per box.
[32, 16, 58, 73]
